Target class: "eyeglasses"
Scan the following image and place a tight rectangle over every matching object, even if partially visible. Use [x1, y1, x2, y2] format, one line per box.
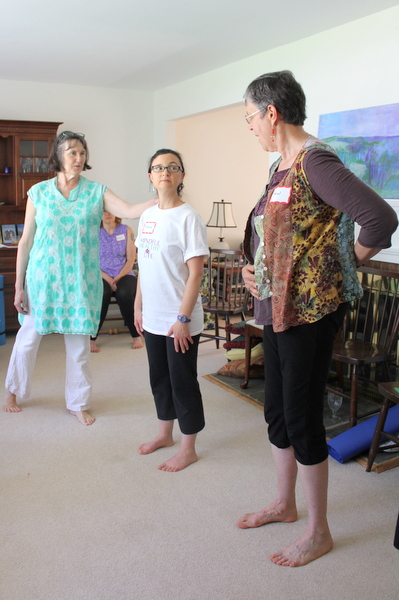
[244, 109, 262, 124]
[59, 131, 85, 141]
[151, 165, 183, 173]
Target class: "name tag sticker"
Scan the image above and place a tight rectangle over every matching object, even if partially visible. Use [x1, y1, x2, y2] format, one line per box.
[115, 234, 126, 242]
[270, 186, 292, 204]
[142, 221, 156, 235]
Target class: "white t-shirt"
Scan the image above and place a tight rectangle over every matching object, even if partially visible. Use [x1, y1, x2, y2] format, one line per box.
[136, 203, 209, 336]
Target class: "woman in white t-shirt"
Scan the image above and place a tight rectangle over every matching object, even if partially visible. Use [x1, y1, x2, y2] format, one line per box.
[134, 149, 209, 472]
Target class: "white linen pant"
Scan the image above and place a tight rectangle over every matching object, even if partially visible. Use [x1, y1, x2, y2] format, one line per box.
[5, 313, 92, 411]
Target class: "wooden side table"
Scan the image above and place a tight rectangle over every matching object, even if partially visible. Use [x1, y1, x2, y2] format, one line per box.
[240, 319, 264, 389]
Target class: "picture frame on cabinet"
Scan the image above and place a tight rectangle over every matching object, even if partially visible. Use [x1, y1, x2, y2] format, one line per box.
[1, 224, 17, 244]
[16, 224, 24, 241]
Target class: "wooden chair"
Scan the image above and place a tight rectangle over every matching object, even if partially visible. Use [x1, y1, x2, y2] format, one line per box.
[99, 260, 138, 335]
[201, 248, 249, 348]
[326, 263, 399, 428]
[366, 382, 399, 471]
[99, 296, 127, 335]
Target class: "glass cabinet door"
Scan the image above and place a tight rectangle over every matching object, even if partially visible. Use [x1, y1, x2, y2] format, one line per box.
[19, 139, 49, 173]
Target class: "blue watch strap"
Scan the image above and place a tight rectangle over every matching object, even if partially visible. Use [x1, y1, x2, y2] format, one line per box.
[177, 314, 191, 323]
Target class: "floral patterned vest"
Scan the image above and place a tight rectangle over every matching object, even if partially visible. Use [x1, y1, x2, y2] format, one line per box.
[252, 136, 362, 332]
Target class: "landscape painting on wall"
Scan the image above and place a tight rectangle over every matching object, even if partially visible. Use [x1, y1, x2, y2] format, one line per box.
[318, 103, 399, 199]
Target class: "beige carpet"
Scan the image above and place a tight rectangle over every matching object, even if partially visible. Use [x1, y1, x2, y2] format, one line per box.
[1, 332, 399, 600]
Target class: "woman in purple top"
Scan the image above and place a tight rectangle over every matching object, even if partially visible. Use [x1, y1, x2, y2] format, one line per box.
[90, 210, 142, 352]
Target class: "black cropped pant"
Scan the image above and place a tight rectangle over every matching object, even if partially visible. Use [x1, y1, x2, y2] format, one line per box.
[144, 331, 205, 435]
[263, 303, 348, 466]
[91, 275, 138, 340]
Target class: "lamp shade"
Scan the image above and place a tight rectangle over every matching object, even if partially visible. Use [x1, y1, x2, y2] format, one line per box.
[206, 199, 236, 229]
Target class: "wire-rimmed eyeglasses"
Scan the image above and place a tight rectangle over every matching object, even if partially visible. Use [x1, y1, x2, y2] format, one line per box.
[150, 165, 183, 174]
[244, 109, 261, 124]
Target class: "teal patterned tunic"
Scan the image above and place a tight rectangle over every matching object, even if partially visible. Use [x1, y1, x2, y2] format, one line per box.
[24, 176, 107, 335]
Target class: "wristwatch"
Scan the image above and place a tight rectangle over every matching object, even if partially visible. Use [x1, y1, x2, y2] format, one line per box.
[177, 314, 191, 323]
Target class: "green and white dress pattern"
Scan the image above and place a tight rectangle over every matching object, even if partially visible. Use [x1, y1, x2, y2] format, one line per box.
[24, 176, 106, 335]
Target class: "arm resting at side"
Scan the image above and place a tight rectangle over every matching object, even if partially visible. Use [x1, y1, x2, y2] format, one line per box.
[167, 255, 206, 353]
[14, 198, 37, 314]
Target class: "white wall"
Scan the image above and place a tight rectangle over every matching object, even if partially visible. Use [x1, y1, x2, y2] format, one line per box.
[0, 80, 154, 234]
[174, 105, 269, 249]
[153, 5, 399, 259]
[154, 6, 399, 130]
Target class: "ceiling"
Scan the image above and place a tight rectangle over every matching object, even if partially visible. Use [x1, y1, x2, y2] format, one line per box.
[1, 0, 398, 92]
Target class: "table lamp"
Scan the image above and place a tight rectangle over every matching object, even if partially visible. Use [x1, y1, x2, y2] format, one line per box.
[206, 199, 236, 249]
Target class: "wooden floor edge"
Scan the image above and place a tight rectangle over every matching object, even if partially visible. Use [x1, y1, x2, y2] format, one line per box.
[202, 374, 263, 410]
[355, 454, 399, 473]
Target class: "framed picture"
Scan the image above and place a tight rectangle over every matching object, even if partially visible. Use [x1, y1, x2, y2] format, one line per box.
[16, 223, 24, 241]
[1, 224, 17, 244]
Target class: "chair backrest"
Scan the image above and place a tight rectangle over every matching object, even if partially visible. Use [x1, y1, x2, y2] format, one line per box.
[204, 248, 248, 311]
[342, 265, 399, 354]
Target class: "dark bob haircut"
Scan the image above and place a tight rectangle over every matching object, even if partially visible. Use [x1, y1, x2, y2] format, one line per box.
[148, 148, 185, 197]
[48, 131, 92, 172]
[243, 70, 307, 126]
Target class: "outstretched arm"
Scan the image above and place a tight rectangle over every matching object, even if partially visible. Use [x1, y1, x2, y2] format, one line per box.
[103, 189, 158, 220]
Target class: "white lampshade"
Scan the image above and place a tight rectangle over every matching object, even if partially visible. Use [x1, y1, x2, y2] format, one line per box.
[206, 199, 236, 228]
[206, 199, 236, 248]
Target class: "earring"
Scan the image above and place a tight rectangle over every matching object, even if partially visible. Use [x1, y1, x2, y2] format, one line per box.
[152, 185, 156, 192]
[270, 128, 275, 142]
[177, 183, 184, 194]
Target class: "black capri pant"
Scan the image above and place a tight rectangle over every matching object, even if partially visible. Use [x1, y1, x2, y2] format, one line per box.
[144, 331, 205, 436]
[263, 303, 348, 466]
[92, 275, 138, 341]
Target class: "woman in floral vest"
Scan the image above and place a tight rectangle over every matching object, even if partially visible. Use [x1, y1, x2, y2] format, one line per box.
[237, 70, 397, 567]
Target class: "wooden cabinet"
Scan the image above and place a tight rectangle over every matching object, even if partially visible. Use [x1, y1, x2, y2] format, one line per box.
[0, 247, 18, 330]
[0, 119, 62, 331]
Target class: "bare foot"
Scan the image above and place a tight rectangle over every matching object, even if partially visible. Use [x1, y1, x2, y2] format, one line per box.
[4, 391, 22, 413]
[90, 340, 100, 353]
[158, 448, 198, 472]
[131, 337, 143, 349]
[236, 500, 298, 529]
[69, 410, 96, 426]
[138, 435, 174, 455]
[270, 528, 333, 567]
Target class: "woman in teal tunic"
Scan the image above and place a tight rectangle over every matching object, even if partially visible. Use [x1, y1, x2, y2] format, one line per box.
[4, 131, 156, 425]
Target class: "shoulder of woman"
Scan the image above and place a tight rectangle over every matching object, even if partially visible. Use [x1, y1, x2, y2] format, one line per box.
[28, 177, 52, 200]
[303, 147, 343, 172]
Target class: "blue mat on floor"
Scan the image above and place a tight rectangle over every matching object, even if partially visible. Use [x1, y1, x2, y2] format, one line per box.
[327, 404, 399, 463]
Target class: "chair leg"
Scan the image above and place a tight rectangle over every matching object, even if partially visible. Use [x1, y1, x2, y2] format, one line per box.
[215, 315, 220, 349]
[336, 361, 344, 391]
[225, 315, 231, 343]
[366, 398, 391, 472]
[382, 360, 393, 382]
[240, 327, 251, 390]
[349, 365, 358, 428]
